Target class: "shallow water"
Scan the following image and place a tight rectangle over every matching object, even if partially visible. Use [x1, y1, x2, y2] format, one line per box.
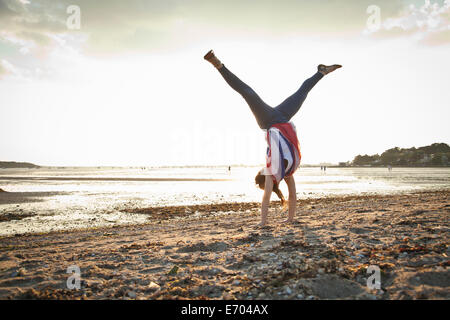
[0, 166, 449, 236]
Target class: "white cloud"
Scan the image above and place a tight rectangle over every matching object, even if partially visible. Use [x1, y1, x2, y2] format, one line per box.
[1, 31, 36, 55]
[365, 0, 450, 45]
[0, 59, 19, 78]
[384, 0, 449, 31]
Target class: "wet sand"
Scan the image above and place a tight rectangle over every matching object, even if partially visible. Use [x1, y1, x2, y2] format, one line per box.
[0, 176, 231, 182]
[0, 190, 448, 300]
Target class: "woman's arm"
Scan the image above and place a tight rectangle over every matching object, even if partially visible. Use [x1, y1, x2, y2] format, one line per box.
[260, 176, 273, 226]
[284, 175, 296, 223]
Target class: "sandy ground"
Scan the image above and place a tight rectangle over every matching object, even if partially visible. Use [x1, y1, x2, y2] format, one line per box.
[0, 190, 448, 300]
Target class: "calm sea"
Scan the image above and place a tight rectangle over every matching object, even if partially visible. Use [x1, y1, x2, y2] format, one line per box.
[0, 166, 449, 236]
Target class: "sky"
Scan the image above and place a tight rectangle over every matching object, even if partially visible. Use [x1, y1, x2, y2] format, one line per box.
[0, 0, 449, 166]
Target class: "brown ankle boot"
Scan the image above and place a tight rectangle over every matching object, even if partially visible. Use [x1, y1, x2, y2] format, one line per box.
[204, 50, 223, 69]
[318, 64, 342, 75]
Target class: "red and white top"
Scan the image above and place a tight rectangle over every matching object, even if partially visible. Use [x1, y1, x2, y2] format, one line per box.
[262, 122, 301, 183]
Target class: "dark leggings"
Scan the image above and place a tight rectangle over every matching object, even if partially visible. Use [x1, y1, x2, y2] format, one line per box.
[218, 65, 324, 129]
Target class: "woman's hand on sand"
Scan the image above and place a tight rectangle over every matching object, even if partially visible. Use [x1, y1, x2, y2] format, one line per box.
[254, 222, 269, 229]
[281, 218, 295, 224]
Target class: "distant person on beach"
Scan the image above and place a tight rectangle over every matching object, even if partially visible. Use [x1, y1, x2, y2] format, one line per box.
[204, 50, 341, 226]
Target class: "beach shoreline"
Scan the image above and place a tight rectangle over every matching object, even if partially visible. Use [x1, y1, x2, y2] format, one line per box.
[0, 190, 448, 300]
[2, 166, 449, 236]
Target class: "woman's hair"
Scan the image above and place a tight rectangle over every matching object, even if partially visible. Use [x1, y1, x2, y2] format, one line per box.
[255, 170, 286, 206]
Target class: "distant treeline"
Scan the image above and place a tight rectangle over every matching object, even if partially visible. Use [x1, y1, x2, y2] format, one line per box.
[0, 161, 40, 169]
[348, 143, 450, 167]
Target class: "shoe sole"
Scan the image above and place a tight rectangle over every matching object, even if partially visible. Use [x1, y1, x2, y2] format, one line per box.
[204, 50, 214, 60]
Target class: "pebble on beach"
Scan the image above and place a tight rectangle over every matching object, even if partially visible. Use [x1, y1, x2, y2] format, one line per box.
[0, 191, 448, 300]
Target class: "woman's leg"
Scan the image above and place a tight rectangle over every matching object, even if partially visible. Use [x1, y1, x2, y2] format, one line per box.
[274, 71, 324, 121]
[204, 51, 285, 129]
[217, 66, 282, 129]
[275, 64, 342, 120]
